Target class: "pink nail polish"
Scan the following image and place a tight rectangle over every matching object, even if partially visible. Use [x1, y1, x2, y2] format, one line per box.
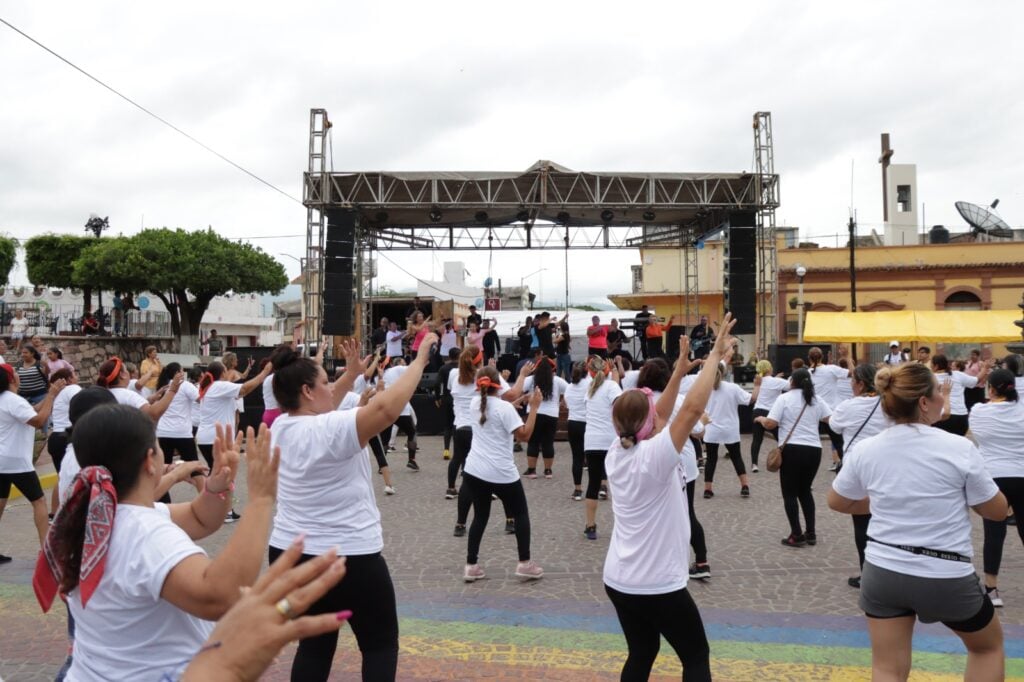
[336, 610, 352, 622]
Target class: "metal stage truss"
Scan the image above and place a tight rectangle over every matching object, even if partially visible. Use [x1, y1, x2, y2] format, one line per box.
[302, 108, 780, 350]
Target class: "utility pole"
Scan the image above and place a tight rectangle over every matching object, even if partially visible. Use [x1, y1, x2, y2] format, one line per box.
[849, 214, 858, 363]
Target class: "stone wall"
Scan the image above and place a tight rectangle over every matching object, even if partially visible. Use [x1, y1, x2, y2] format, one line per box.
[2, 336, 178, 385]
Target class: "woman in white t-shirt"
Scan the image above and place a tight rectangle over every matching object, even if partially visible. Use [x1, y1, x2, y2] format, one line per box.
[196, 360, 270, 468]
[46, 367, 81, 518]
[9, 309, 29, 348]
[932, 353, 991, 436]
[750, 360, 787, 473]
[521, 357, 569, 480]
[807, 347, 850, 469]
[602, 317, 735, 682]
[463, 366, 544, 582]
[970, 368, 1024, 608]
[38, 401, 283, 682]
[155, 363, 201, 468]
[268, 335, 436, 681]
[583, 355, 622, 540]
[756, 368, 833, 547]
[0, 364, 62, 555]
[222, 352, 254, 426]
[563, 362, 591, 501]
[828, 364, 889, 589]
[95, 357, 179, 422]
[701, 364, 752, 499]
[829, 363, 1006, 680]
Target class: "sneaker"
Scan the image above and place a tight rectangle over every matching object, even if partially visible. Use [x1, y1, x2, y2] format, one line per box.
[445, 488, 458, 500]
[48, 513, 54, 525]
[453, 524, 467, 537]
[406, 460, 420, 471]
[513, 443, 523, 453]
[491, 493, 498, 500]
[224, 510, 241, 524]
[781, 534, 807, 547]
[805, 532, 817, 546]
[703, 489, 714, 499]
[0, 554, 12, 564]
[689, 563, 711, 580]
[987, 586, 1004, 607]
[504, 518, 516, 534]
[443, 449, 451, 461]
[847, 576, 861, 589]
[571, 489, 583, 501]
[523, 468, 537, 479]
[828, 462, 839, 472]
[1009, 514, 1017, 526]
[464, 564, 486, 582]
[515, 560, 544, 580]
[384, 485, 396, 495]
[584, 525, 597, 540]
[599, 484, 608, 500]
[387, 444, 396, 452]
[543, 468, 553, 479]
[740, 485, 750, 498]
[751, 464, 759, 473]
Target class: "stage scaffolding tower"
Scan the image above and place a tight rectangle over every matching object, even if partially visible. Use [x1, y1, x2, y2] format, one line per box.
[304, 109, 329, 352]
[753, 112, 779, 357]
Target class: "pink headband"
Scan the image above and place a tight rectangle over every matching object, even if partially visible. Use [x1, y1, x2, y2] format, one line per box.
[618, 387, 658, 444]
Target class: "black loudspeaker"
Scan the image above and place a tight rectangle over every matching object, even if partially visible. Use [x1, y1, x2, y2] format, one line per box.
[768, 344, 834, 378]
[723, 211, 757, 334]
[323, 210, 357, 336]
[666, 325, 686, 362]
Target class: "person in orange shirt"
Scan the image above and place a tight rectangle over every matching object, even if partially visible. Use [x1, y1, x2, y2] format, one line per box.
[645, 318, 666, 358]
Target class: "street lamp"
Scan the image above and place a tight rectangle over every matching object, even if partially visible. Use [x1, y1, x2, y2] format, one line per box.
[796, 265, 807, 344]
[85, 213, 110, 331]
[521, 268, 547, 311]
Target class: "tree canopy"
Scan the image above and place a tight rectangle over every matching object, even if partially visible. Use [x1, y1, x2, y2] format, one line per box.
[0, 236, 16, 287]
[24, 234, 96, 288]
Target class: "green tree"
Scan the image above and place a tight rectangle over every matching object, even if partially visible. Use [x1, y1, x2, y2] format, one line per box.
[24, 234, 98, 310]
[72, 228, 288, 353]
[0, 235, 16, 287]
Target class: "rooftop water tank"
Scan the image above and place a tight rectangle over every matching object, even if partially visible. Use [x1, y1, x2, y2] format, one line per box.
[929, 225, 950, 244]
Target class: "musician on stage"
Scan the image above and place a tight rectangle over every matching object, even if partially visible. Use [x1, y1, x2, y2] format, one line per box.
[690, 315, 714, 360]
[606, 319, 631, 362]
[633, 304, 653, 360]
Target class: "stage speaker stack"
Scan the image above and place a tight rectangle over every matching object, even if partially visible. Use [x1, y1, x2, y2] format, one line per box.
[723, 210, 757, 335]
[322, 210, 357, 336]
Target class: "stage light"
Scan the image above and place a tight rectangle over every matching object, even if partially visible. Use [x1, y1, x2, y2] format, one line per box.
[429, 207, 443, 222]
[600, 210, 614, 224]
[556, 211, 571, 225]
[475, 211, 489, 224]
[643, 210, 656, 221]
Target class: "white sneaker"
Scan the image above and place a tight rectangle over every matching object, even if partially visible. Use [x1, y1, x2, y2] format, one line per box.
[751, 464, 760, 473]
[988, 587, 1004, 607]
[464, 564, 486, 582]
[515, 560, 544, 580]
[384, 485, 396, 495]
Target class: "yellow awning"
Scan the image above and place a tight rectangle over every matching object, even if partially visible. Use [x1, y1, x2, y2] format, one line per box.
[803, 310, 1022, 343]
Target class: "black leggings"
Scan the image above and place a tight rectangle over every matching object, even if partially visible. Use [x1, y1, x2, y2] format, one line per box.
[198, 443, 214, 469]
[604, 585, 711, 682]
[158, 437, 199, 465]
[853, 513, 871, 569]
[568, 420, 586, 487]
[750, 408, 776, 466]
[462, 473, 531, 564]
[686, 480, 708, 565]
[527, 413, 557, 459]
[368, 434, 389, 470]
[779, 444, 821, 536]
[585, 449, 607, 500]
[450, 427, 471, 493]
[983, 477, 1024, 576]
[267, 547, 398, 682]
[934, 413, 969, 437]
[441, 395, 455, 450]
[380, 415, 417, 459]
[704, 441, 745, 483]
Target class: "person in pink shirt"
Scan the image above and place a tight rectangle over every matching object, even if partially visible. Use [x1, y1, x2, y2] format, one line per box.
[587, 316, 609, 358]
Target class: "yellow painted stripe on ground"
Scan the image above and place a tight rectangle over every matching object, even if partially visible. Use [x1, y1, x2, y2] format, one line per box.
[9, 472, 56, 500]
[401, 635, 966, 681]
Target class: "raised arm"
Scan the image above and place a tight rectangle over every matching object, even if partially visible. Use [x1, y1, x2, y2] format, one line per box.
[513, 389, 543, 442]
[355, 333, 438, 446]
[502, 361, 535, 402]
[27, 379, 64, 428]
[668, 314, 736, 451]
[329, 339, 370, 410]
[238, 362, 273, 399]
[141, 372, 184, 422]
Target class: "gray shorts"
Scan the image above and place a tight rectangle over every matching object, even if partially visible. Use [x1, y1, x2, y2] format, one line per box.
[860, 562, 994, 633]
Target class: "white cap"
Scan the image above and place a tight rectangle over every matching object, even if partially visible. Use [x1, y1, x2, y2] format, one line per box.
[889, 340, 900, 348]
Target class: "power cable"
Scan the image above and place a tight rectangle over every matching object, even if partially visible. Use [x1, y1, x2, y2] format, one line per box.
[0, 16, 302, 206]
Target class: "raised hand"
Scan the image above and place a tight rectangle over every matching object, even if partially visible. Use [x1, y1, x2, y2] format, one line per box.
[244, 423, 280, 505]
[48, 378, 67, 396]
[711, 313, 737, 357]
[171, 371, 185, 392]
[528, 388, 544, 410]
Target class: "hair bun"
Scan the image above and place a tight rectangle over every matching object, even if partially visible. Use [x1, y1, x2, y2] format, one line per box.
[271, 347, 300, 372]
[875, 367, 894, 393]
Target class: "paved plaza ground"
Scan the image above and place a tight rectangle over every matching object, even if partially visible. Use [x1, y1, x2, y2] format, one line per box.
[3, 433, 1024, 680]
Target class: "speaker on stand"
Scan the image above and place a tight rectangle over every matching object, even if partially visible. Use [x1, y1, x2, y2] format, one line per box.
[322, 210, 357, 336]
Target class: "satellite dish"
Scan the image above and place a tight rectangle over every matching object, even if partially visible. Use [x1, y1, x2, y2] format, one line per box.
[955, 201, 1014, 239]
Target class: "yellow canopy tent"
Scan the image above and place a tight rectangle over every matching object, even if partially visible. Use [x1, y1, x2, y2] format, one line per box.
[803, 310, 1022, 343]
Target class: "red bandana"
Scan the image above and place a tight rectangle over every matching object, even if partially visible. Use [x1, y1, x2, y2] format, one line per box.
[33, 466, 118, 612]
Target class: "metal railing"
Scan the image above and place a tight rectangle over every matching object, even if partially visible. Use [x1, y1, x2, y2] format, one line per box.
[0, 303, 172, 338]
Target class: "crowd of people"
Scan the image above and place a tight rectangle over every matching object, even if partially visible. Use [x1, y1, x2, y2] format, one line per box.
[1, 308, 1023, 681]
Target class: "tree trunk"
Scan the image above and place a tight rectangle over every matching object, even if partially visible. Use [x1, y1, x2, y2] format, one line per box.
[173, 292, 212, 356]
[83, 286, 93, 313]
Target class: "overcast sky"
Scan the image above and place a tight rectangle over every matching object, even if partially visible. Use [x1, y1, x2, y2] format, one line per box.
[1, 2, 1022, 305]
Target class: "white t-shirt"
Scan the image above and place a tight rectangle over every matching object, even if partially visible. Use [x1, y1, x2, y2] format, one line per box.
[464, 396, 523, 484]
[523, 375, 570, 419]
[1015, 376, 1024, 394]
[382, 366, 413, 417]
[835, 374, 854, 403]
[936, 371, 978, 416]
[563, 377, 591, 422]
[449, 372, 508, 428]
[338, 391, 360, 411]
[603, 429, 690, 595]
[10, 317, 29, 335]
[969, 400, 1024, 479]
[703, 382, 752, 444]
[753, 376, 789, 412]
[809, 364, 848, 409]
[663, 391, 702, 483]
[156, 382, 200, 439]
[196, 381, 242, 445]
[439, 329, 459, 356]
[58, 443, 80, 502]
[269, 409, 381, 555]
[583, 379, 624, 451]
[66, 504, 212, 682]
[766, 390, 832, 448]
[262, 374, 279, 411]
[52, 384, 83, 432]
[828, 395, 889, 459]
[833, 424, 999, 578]
[0, 390, 38, 474]
[620, 370, 640, 391]
[109, 387, 148, 410]
[385, 330, 404, 357]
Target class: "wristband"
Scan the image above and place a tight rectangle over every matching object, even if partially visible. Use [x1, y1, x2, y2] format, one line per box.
[204, 481, 235, 500]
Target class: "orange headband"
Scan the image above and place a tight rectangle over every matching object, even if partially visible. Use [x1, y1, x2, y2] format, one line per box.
[0, 364, 15, 384]
[104, 357, 123, 385]
[587, 357, 610, 378]
[476, 377, 502, 391]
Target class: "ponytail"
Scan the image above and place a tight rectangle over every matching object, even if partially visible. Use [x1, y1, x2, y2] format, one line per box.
[587, 356, 609, 398]
[988, 368, 1019, 402]
[95, 357, 123, 388]
[198, 361, 225, 400]
[790, 368, 815, 405]
[476, 367, 501, 425]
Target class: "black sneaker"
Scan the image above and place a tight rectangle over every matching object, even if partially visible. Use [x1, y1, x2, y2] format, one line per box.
[504, 518, 516, 534]
[1009, 515, 1017, 526]
[805, 532, 817, 546]
[571, 489, 583, 501]
[703, 489, 714, 499]
[543, 468, 553, 479]
[740, 485, 750, 498]
[513, 443, 523, 452]
[407, 460, 420, 471]
[523, 468, 537, 479]
[584, 525, 597, 540]
[224, 510, 241, 524]
[781, 534, 807, 547]
[847, 576, 861, 589]
[445, 488, 457, 500]
[689, 563, 711, 580]
[453, 524, 466, 537]
[0, 554, 12, 564]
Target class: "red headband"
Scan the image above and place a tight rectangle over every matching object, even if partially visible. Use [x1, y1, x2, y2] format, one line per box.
[198, 371, 215, 400]
[104, 358, 123, 385]
[0, 364, 15, 383]
[476, 377, 502, 391]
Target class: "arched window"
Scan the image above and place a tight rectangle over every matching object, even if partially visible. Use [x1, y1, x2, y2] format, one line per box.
[944, 291, 982, 311]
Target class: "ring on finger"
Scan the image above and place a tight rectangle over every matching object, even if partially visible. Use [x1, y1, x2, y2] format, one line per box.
[275, 597, 294, 619]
